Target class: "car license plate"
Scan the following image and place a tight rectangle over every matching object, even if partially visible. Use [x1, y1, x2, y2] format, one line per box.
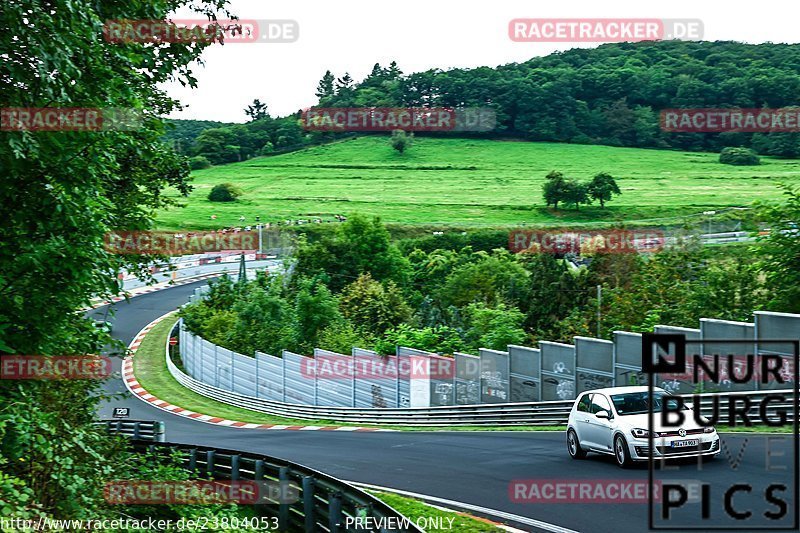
[671, 439, 699, 448]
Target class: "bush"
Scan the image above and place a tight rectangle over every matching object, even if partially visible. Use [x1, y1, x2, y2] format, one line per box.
[719, 147, 760, 166]
[188, 156, 211, 170]
[207, 183, 243, 202]
[390, 129, 413, 153]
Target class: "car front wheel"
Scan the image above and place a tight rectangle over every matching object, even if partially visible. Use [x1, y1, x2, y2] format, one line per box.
[614, 434, 632, 468]
[567, 429, 587, 459]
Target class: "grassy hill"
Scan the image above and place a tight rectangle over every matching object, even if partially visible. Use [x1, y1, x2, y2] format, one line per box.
[155, 137, 800, 230]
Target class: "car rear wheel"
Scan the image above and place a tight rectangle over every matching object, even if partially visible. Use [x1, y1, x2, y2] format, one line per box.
[614, 434, 632, 468]
[567, 429, 587, 459]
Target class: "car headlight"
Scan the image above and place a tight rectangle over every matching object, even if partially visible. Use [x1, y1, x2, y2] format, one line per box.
[703, 427, 715, 433]
[631, 428, 656, 438]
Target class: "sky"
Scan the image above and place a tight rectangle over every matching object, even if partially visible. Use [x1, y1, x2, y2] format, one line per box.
[164, 0, 800, 123]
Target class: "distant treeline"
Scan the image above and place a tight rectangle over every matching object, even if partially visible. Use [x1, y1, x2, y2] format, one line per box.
[170, 40, 800, 165]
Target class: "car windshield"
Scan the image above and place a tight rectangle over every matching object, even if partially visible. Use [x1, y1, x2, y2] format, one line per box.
[610, 391, 687, 415]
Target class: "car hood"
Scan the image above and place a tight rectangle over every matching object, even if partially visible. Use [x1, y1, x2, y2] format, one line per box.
[617, 411, 708, 432]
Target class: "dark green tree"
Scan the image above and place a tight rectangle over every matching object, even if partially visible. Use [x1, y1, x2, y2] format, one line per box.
[542, 171, 567, 209]
[315, 70, 336, 101]
[244, 98, 269, 121]
[563, 179, 589, 210]
[587, 172, 622, 208]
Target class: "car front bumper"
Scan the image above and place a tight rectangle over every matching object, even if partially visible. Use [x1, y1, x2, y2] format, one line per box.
[629, 434, 720, 461]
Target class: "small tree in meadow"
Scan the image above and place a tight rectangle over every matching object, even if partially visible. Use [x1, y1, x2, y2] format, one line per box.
[587, 172, 621, 208]
[390, 129, 413, 153]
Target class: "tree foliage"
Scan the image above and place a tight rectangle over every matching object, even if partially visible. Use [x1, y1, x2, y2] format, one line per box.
[587, 172, 621, 208]
[0, 0, 231, 520]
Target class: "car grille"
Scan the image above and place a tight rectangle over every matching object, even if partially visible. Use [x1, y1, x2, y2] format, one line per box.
[657, 428, 705, 437]
[636, 440, 717, 457]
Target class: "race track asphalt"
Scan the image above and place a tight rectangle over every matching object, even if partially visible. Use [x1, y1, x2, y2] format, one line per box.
[89, 279, 798, 532]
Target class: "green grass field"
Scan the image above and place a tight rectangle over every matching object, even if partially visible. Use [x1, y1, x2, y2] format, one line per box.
[155, 137, 800, 230]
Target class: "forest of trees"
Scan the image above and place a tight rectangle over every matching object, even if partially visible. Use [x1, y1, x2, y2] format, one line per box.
[180, 193, 800, 359]
[174, 41, 800, 164]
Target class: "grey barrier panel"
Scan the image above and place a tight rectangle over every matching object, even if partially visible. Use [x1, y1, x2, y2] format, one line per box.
[699, 319, 756, 392]
[186, 328, 198, 380]
[179, 322, 192, 377]
[353, 350, 398, 409]
[232, 352, 257, 397]
[480, 349, 510, 403]
[216, 346, 236, 391]
[613, 331, 648, 387]
[539, 341, 576, 401]
[652, 327, 707, 390]
[255, 351, 284, 401]
[184, 326, 196, 379]
[653, 325, 702, 395]
[397, 347, 432, 408]
[429, 354, 455, 406]
[282, 351, 315, 405]
[647, 326, 700, 394]
[574, 337, 614, 394]
[508, 345, 539, 402]
[201, 338, 217, 388]
[754, 311, 799, 390]
[654, 325, 701, 340]
[314, 348, 355, 407]
[454, 352, 481, 405]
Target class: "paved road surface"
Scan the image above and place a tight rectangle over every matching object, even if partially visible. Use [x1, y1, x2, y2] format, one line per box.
[89, 279, 797, 532]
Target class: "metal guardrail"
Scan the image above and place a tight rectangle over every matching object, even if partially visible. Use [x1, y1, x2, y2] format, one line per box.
[101, 421, 421, 532]
[167, 345, 573, 425]
[96, 419, 166, 441]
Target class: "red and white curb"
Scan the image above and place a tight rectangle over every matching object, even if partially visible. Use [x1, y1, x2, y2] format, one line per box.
[85, 273, 222, 310]
[122, 312, 392, 432]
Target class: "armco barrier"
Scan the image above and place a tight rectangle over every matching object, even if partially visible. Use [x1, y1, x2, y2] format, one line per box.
[103, 424, 420, 532]
[97, 419, 165, 441]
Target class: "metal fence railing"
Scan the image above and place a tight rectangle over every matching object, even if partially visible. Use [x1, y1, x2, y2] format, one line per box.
[96, 419, 166, 441]
[101, 422, 421, 532]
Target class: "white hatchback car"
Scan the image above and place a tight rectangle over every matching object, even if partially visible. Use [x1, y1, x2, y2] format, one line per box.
[566, 386, 720, 467]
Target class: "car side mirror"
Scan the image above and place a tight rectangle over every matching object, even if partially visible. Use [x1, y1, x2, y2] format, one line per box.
[595, 410, 611, 420]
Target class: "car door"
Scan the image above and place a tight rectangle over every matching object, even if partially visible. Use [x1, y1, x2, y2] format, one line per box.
[573, 393, 594, 447]
[585, 393, 615, 452]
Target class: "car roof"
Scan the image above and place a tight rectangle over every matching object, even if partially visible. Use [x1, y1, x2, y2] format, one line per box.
[578, 386, 665, 396]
